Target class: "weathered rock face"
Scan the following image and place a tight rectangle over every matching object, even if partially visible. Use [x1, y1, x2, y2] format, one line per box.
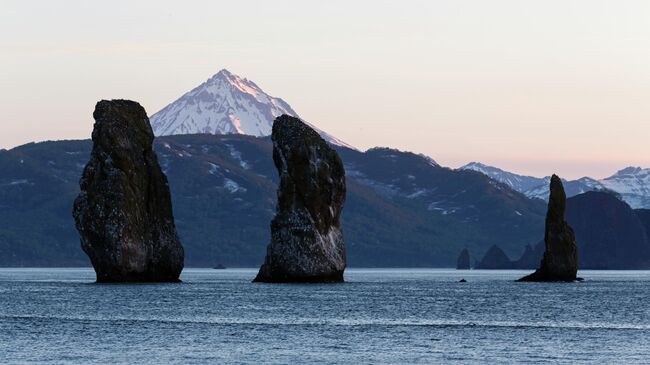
[254, 115, 346, 283]
[518, 175, 578, 282]
[456, 248, 471, 269]
[73, 100, 184, 282]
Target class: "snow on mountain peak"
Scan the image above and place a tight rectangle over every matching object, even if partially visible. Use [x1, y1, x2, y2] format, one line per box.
[461, 162, 650, 209]
[600, 166, 650, 208]
[460, 162, 543, 193]
[608, 166, 648, 178]
[208, 69, 270, 104]
[151, 69, 296, 137]
[150, 69, 353, 149]
[461, 162, 489, 172]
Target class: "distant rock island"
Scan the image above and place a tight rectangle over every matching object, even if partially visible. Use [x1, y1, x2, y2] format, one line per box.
[456, 248, 470, 269]
[254, 115, 347, 283]
[518, 175, 578, 282]
[73, 100, 184, 282]
[476, 245, 514, 269]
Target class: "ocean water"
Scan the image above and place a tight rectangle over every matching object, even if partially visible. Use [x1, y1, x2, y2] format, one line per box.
[0, 269, 649, 364]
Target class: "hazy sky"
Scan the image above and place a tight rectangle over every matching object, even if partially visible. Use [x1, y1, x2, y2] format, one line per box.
[1, 1, 649, 178]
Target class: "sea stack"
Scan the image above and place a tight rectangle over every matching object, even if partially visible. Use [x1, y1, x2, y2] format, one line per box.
[73, 100, 184, 282]
[518, 175, 578, 282]
[254, 115, 346, 283]
[476, 245, 513, 270]
[456, 248, 471, 269]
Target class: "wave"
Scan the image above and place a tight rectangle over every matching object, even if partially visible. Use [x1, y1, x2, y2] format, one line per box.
[2, 314, 648, 331]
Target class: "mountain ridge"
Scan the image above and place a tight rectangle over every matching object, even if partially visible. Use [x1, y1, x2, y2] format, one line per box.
[0, 134, 546, 267]
[460, 162, 650, 208]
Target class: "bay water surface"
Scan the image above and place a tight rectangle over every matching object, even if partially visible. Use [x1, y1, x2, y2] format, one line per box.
[0, 268, 648, 364]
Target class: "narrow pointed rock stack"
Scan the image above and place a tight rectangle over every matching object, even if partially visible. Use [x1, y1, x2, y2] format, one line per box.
[73, 100, 184, 282]
[254, 115, 347, 283]
[518, 175, 579, 282]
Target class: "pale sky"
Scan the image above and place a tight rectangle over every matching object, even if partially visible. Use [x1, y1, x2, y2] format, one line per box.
[1, 0, 649, 179]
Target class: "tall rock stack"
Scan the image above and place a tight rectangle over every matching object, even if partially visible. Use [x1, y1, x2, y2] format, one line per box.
[73, 100, 184, 283]
[254, 115, 347, 283]
[518, 175, 579, 282]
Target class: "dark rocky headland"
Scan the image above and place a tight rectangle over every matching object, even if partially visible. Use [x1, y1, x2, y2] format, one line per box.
[518, 175, 579, 282]
[254, 115, 347, 283]
[72, 100, 184, 282]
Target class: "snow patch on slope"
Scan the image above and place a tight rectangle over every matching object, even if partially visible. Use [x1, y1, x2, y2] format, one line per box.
[223, 178, 246, 193]
[225, 144, 250, 170]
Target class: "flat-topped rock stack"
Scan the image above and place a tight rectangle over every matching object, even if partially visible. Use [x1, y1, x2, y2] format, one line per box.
[518, 175, 579, 282]
[73, 100, 184, 283]
[254, 115, 347, 283]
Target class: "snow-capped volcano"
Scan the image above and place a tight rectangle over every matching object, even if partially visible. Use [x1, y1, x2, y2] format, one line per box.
[150, 69, 352, 148]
